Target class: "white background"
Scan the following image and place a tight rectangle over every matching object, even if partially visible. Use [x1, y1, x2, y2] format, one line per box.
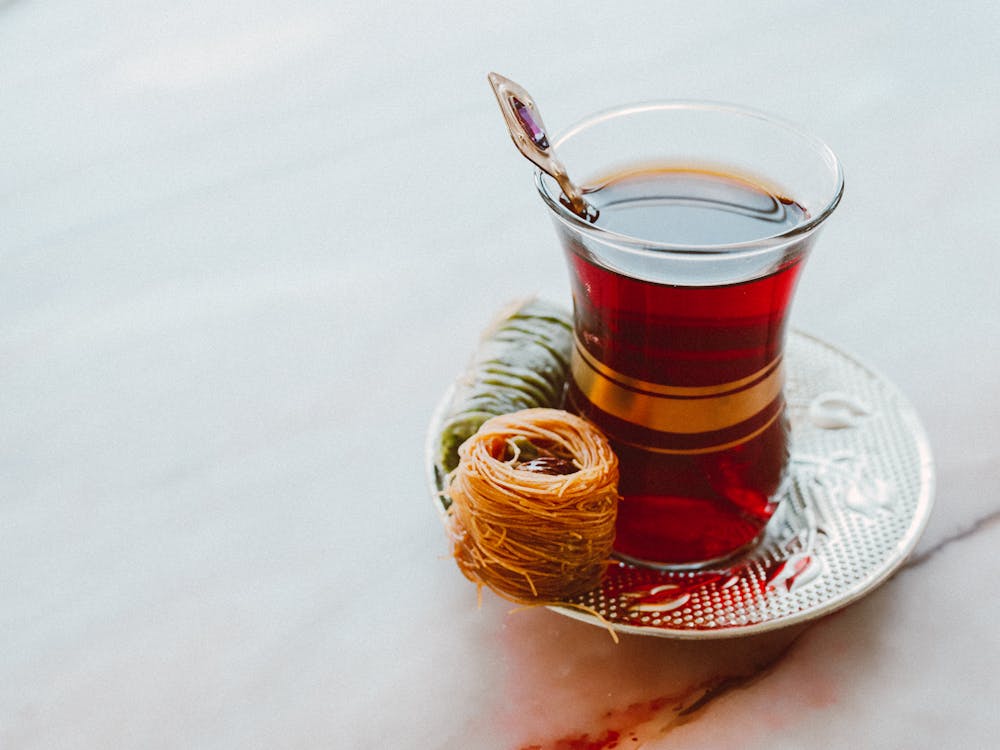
[2, 1, 998, 747]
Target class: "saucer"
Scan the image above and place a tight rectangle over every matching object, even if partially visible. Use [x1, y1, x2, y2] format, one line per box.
[425, 330, 934, 639]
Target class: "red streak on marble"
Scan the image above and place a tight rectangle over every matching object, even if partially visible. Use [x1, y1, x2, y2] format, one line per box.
[495, 604, 809, 748]
[515, 695, 676, 750]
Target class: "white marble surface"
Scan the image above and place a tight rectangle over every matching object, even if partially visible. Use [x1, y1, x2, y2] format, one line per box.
[2, 1, 998, 748]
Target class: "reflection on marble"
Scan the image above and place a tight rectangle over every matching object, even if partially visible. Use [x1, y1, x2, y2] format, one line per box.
[440, 510, 1000, 750]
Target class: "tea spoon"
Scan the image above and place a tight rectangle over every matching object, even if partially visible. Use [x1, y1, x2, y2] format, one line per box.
[487, 72, 598, 222]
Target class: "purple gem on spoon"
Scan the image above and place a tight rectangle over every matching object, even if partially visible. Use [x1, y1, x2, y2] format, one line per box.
[488, 72, 596, 221]
[511, 97, 550, 150]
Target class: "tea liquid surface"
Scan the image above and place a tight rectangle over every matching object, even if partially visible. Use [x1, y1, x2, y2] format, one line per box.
[586, 168, 805, 245]
[564, 168, 810, 565]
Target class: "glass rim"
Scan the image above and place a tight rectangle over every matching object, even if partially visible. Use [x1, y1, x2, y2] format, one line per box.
[533, 100, 845, 255]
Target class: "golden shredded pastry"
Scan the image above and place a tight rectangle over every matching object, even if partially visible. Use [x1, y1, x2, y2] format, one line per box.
[446, 408, 619, 602]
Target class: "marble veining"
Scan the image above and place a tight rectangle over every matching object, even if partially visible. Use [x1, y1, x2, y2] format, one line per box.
[3, 1, 1000, 748]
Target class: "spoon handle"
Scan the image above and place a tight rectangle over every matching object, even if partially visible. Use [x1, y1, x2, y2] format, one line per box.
[488, 72, 594, 220]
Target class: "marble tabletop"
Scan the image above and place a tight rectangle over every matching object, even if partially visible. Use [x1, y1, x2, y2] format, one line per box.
[3, 1, 998, 748]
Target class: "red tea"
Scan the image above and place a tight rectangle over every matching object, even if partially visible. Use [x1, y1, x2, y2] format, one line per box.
[559, 168, 812, 566]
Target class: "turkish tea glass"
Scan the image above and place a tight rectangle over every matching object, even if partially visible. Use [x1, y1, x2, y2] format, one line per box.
[535, 102, 843, 568]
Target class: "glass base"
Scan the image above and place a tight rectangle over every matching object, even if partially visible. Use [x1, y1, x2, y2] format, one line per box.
[610, 470, 792, 570]
[611, 526, 769, 571]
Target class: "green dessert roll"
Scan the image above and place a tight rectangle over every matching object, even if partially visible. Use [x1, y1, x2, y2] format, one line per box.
[438, 298, 573, 473]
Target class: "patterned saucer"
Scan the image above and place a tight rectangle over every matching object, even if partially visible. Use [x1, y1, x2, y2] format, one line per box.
[425, 331, 934, 639]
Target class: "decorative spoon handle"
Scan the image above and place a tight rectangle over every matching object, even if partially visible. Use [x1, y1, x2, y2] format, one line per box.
[488, 72, 596, 221]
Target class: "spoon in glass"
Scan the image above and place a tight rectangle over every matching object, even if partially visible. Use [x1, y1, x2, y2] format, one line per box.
[488, 72, 598, 222]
